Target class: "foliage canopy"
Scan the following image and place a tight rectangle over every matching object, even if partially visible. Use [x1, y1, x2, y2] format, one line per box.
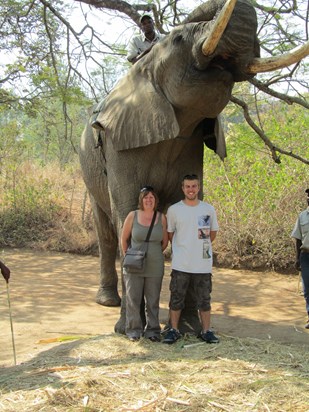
[0, 0, 308, 164]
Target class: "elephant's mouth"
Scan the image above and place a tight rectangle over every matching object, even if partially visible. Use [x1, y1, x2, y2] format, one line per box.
[203, 54, 250, 83]
[193, 52, 237, 82]
[208, 55, 233, 71]
[209, 62, 225, 71]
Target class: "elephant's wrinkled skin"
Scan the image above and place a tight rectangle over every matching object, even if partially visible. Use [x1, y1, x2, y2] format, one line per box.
[79, 0, 260, 334]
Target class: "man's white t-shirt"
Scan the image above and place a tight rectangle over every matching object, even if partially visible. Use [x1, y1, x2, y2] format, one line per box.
[127, 32, 163, 62]
[291, 208, 309, 249]
[167, 200, 219, 274]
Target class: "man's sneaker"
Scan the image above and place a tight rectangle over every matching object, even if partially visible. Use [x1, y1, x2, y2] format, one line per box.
[199, 330, 220, 344]
[305, 319, 309, 329]
[162, 328, 181, 344]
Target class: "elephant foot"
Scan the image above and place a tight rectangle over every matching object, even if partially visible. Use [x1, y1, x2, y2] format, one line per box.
[114, 314, 126, 335]
[96, 287, 121, 307]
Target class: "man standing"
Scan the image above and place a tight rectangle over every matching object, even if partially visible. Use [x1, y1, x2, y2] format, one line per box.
[163, 174, 220, 344]
[291, 188, 309, 329]
[127, 15, 163, 64]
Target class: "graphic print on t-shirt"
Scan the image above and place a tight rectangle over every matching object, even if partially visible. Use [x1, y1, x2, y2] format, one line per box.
[198, 215, 211, 259]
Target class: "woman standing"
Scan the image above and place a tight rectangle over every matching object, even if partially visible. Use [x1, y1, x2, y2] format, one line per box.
[121, 186, 168, 342]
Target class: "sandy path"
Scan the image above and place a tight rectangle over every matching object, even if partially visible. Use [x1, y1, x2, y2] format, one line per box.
[0, 248, 308, 367]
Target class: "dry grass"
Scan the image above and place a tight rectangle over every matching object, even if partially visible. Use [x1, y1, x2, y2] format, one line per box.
[1, 160, 307, 270]
[1, 334, 308, 411]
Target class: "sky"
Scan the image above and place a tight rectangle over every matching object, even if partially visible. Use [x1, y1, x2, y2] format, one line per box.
[59, 0, 206, 94]
[66, 0, 204, 45]
[64, 0, 308, 97]
[1, 0, 307, 98]
[0, 1, 185, 98]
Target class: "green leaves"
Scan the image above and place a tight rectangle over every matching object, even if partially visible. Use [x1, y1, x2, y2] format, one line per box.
[204, 97, 309, 270]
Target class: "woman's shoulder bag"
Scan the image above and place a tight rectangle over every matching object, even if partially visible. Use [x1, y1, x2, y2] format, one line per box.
[123, 211, 157, 272]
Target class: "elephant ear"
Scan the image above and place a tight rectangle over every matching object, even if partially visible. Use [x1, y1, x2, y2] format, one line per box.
[99, 72, 179, 151]
[214, 115, 226, 160]
[194, 115, 226, 160]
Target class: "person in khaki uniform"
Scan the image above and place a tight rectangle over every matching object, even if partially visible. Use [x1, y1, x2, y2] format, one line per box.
[126, 15, 164, 64]
[291, 188, 309, 329]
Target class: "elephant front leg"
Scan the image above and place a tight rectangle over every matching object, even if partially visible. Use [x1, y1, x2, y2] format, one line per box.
[96, 239, 120, 306]
[179, 287, 201, 335]
[91, 197, 121, 307]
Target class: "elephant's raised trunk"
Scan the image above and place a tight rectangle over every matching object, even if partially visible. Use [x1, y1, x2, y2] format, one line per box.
[202, 0, 237, 56]
[199, 0, 309, 74]
[246, 41, 309, 74]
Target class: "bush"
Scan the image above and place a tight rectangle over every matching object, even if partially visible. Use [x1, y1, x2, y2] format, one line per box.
[0, 115, 308, 272]
[0, 161, 96, 253]
[203, 117, 308, 271]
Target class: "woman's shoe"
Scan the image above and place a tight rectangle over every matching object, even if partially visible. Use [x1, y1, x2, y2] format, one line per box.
[128, 336, 140, 342]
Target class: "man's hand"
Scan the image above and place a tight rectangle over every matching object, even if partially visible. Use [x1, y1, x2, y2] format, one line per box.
[295, 260, 301, 272]
[132, 46, 153, 64]
[0, 261, 10, 283]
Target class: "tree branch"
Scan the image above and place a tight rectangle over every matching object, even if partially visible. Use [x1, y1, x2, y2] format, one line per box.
[38, 0, 125, 98]
[73, 0, 155, 25]
[249, 78, 309, 109]
[251, 0, 298, 14]
[230, 95, 309, 165]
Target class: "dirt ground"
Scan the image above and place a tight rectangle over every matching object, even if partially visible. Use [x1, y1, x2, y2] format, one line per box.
[0, 248, 308, 367]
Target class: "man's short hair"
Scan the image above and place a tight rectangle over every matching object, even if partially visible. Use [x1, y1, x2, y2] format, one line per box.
[182, 174, 200, 184]
[140, 14, 152, 23]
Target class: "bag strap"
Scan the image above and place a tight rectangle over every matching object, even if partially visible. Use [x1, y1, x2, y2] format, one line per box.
[145, 211, 157, 243]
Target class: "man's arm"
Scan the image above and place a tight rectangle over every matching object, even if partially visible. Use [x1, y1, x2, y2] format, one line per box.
[128, 45, 153, 64]
[128, 55, 139, 64]
[291, 216, 302, 271]
[210, 230, 217, 243]
[127, 37, 141, 63]
[295, 238, 302, 271]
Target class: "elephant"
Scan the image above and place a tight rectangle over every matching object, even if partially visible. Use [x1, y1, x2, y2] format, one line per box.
[80, 0, 309, 334]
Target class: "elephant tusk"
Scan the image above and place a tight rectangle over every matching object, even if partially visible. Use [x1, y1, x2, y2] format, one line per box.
[246, 41, 309, 74]
[202, 0, 237, 56]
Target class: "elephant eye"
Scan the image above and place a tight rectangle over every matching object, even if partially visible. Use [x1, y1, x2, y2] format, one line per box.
[173, 34, 183, 44]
